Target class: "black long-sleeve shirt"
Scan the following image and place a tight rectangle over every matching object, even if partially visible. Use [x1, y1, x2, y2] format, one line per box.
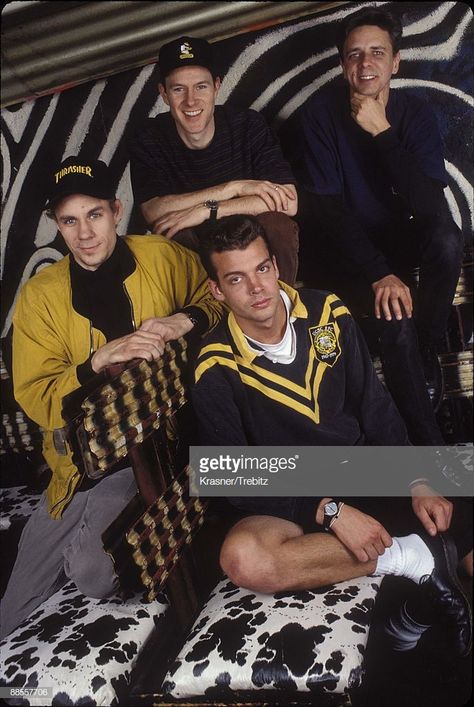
[298, 82, 449, 284]
[192, 284, 409, 526]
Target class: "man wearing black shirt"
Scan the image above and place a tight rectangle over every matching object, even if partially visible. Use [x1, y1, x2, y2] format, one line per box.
[128, 36, 300, 284]
[296, 8, 463, 444]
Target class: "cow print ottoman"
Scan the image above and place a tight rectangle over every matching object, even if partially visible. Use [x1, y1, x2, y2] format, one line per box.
[0, 486, 42, 531]
[162, 575, 382, 701]
[0, 581, 168, 706]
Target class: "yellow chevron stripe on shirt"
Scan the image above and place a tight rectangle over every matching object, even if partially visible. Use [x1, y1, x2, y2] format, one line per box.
[196, 355, 320, 423]
[234, 353, 316, 400]
[195, 354, 239, 383]
[239, 369, 319, 424]
[332, 305, 350, 318]
[198, 342, 234, 359]
[195, 291, 348, 422]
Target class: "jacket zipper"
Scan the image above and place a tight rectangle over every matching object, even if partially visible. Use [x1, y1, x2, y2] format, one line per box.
[123, 282, 136, 331]
[50, 469, 80, 516]
[89, 319, 94, 357]
[53, 281, 135, 517]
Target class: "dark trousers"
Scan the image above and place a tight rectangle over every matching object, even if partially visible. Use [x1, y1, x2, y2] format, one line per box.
[173, 212, 300, 286]
[300, 213, 463, 445]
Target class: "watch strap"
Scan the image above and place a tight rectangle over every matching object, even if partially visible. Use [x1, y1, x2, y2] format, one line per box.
[328, 502, 344, 531]
[175, 307, 208, 337]
[323, 500, 343, 532]
[204, 199, 218, 221]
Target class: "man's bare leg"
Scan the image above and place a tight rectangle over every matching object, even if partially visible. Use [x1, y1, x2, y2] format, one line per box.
[220, 515, 376, 594]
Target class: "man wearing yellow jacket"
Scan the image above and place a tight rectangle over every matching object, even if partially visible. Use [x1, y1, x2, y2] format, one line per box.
[1, 156, 221, 639]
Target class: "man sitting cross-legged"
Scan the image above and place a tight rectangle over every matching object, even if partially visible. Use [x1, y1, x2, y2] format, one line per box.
[191, 214, 472, 656]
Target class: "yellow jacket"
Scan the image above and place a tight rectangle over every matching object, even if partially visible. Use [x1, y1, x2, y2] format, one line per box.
[13, 235, 220, 518]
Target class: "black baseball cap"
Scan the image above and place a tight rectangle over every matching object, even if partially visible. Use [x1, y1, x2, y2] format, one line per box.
[45, 157, 117, 209]
[158, 36, 216, 81]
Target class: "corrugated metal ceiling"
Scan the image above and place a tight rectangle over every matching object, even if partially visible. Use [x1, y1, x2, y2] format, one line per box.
[1, 1, 347, 109]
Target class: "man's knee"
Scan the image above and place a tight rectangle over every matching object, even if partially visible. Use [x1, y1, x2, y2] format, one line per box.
[65, 549, 118, 599]
[377, 316, 418, 351]
[220, 533, 281, 594]
[419, 215, 463, 268]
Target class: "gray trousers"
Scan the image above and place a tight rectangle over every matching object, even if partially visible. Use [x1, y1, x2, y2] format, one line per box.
[0, 467, 137, 639]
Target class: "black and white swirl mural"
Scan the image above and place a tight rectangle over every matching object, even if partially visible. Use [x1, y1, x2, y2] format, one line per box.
[1, 1, 472, 338]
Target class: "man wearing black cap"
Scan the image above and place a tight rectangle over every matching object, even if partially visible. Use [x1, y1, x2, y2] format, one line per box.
[0, 156, 221, 639]
[128, 36, 300, 285]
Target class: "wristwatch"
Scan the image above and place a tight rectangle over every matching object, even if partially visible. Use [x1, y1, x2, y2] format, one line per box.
[323, 500, 342, 532]
[204, 199, 218, 221]
[182, 310, 200, 328]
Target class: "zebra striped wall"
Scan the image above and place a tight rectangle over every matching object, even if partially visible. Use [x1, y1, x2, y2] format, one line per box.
[1, 1, 472, 339]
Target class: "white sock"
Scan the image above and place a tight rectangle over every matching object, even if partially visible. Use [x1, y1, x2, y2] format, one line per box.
[375, 534, 434, 584]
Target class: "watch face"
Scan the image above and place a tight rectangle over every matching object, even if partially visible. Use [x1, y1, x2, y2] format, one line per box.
[325, 501, 338, 516]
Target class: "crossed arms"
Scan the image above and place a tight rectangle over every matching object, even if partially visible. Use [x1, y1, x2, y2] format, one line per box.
[141, 179, 298, 238]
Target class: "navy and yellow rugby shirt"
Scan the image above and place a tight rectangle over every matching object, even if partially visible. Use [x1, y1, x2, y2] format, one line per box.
[192, 283, 408, 448]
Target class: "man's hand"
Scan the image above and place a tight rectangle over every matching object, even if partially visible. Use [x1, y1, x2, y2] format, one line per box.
[411, 483, 453, 536]
[233, 180, 296, 212]
[91, 314, 193, 373]
[350, 91, 391, 136]
[139, 313, 194, 341]
[91, 330, 166, 373]
[152, 204, 207, 239]
[371, 274, 413, 320]
[329, 504, 392, 563]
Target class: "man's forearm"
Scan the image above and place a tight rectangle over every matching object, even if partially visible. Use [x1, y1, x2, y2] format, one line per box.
[141, 180, 297, 227]
[217, 194, 295, 217]
[141, 183, 243, 227]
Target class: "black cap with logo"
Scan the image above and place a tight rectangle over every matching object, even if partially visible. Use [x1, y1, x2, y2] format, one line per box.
[158, 36, 216, 81]
[45, 157, 117, 209]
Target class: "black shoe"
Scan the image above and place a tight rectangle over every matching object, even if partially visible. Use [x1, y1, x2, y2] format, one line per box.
[384, 532, 472, 655]
[419, 344, 444, 412]
[417, 531, 472, 657]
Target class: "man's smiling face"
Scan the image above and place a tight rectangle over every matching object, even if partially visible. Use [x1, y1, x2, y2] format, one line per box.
[160, 66, 220, 148]
[341, 24, 400, 98]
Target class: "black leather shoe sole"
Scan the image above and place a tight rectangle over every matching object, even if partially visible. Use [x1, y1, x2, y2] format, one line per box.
[422, 532, 472, 657]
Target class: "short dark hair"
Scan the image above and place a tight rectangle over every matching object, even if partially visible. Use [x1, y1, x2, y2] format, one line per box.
[198, 215, 272, 281]
[337, 7, 403, 59]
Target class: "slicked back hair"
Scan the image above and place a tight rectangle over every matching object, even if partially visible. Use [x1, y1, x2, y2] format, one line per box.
[198, 215, 273, 282]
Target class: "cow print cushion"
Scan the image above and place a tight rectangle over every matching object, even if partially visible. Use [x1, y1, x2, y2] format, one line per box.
[0, 486, 42, 531]
[163, 575, 382, 700]
[0, 581, 168, 706]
